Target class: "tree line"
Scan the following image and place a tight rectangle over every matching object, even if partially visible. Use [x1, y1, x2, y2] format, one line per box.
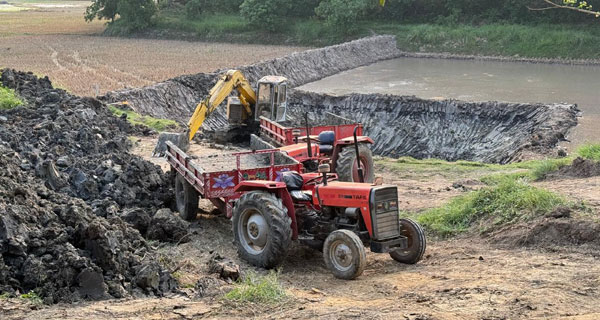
[86, 0, 600, 33]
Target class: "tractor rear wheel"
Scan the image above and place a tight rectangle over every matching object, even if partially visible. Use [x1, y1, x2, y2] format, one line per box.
[335, 144, 374, 183]
[390, 218, 426, 264]
[233, 191, 292, 268]
[175, 174, 199, 221]
[323, 230, 366, 280]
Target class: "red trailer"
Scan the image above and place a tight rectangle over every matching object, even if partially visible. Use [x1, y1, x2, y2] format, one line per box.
[165, 141, 303, 219]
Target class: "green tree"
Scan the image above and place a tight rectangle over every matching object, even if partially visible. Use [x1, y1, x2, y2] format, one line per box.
[118, 0, 157, 31]
[85, 0, 119, 22]
[315, 0, 379, 31]
[239, 0, 292, 31]
[85, 0, 157, 32]
[529, 0, 600, 16]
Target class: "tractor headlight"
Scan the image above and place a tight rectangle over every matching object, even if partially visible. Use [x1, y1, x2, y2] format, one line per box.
[376, 200, 398, 213]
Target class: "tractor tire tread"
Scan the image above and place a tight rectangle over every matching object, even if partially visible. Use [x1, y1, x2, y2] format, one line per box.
[175, 174, 199, 222]
[233, 191, 292, 268]
[390, 218, 426, 264]
[323, 229, 366, 280]
[336, 144, 374, 183]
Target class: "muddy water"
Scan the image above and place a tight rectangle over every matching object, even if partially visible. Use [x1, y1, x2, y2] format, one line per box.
[298, 57, 600, 149]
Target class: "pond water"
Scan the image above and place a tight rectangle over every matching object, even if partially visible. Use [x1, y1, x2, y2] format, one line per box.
[298, 57, 600, 149]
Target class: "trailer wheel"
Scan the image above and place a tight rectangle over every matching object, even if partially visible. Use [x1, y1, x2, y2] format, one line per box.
[336, 144, 374, 183]
[323, 230, 366, 280]
[174, 174, 199, 221]
[390, 218, 426, 264]
[233, 191, 292, 268]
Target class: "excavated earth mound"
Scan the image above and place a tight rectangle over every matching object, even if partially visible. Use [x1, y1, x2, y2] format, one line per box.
[487, 215, 600, 254]
[0, 69, 177, 303]
[100, 35, 578, 163]
[549, 157, 600, 178]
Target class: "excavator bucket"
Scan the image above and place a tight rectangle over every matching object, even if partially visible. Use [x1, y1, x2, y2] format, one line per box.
[153, 131, 189, 157]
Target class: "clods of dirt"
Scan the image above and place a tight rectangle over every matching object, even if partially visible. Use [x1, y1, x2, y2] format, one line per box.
[550, 157, 600, 178]
[146, 208, 190, 243]
[208, 253, 240, 281]
[0, 69, 177, 303]
[487, 217, 600, 251]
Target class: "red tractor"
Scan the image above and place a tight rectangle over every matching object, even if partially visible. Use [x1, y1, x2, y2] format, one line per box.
[232, 161, 426, 279]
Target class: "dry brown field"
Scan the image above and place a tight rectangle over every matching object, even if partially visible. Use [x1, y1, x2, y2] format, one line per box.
[0, 1, 308, 96]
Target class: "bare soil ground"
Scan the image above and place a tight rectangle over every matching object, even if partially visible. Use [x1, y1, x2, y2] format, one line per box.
[0, 1, 307, 96]
[4, 137, 597, 320]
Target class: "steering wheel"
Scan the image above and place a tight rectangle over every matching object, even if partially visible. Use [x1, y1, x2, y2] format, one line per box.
[303, 175, 323, 187]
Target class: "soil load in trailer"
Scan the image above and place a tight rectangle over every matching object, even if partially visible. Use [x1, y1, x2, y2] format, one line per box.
[165, 141, 302, 219]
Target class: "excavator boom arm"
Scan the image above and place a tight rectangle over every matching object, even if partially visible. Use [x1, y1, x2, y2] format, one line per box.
[187, 70, 257, 141]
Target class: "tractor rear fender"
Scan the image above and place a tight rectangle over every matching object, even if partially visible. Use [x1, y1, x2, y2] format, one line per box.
[234, 181, 298, 240]
[335, 136, 374, 146]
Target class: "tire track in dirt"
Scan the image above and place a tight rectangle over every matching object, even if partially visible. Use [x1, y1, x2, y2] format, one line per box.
[70, 50, 155, 87]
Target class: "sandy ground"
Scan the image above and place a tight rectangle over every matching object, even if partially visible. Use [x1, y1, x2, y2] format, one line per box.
[0, 1, 307, 96]
[4, 137, 598, 320]
[3, 214, 600, 320]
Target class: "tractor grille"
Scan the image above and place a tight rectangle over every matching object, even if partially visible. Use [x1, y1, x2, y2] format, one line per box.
[371, 187, 401, 240]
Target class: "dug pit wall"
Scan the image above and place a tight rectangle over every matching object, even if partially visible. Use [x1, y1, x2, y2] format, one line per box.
[286, 91, 579, 164]
[101, 35, 579, 163]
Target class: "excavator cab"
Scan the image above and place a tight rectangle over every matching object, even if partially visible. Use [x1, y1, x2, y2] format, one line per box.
[255, 76, 288, 122]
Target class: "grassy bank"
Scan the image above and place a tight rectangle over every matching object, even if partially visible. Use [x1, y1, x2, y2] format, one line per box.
[414, 177, 570, 237]
[380, 144, 600, 237]
[145, 10, 600, 60]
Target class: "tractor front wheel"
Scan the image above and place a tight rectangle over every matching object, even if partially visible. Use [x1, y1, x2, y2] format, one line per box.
[335, 144, 374, 183]
[390, 218, 426, 264]
[175, 173, 199, 221]
[323, 230, 366, 280]
[233, 191, 292, 268]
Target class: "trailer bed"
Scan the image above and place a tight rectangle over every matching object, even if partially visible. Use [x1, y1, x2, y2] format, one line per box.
[165, 141, 302, 215]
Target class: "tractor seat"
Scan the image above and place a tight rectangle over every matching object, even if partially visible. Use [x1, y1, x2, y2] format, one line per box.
[318, 131, 335, 155]
[280, 171, 312, 201]
[280, 171, 304, 191]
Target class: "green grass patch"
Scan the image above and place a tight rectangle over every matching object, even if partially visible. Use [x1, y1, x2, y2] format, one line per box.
[224, 271, 287, 304]
[0, 85, 23, 110]
[576, 144, 600, 161]
[108, 105, 178, 132]
[529, 158, 572, 181]
[19, 291, 42, 304]
[375, 156, 538, 180]
[414, 177, 568, 237]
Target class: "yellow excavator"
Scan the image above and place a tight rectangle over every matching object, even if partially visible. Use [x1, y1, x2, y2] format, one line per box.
[153, 69, 288, 155]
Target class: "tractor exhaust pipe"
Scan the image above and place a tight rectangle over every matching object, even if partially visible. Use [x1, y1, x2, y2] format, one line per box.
[353, 126, 364, 183]
[304, 113, 313, 158]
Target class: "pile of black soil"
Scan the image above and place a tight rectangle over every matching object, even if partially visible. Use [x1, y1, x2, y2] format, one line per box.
[550, 157, 600, 178]
[487, 214, 600, 254]
[0, 69, 178, 303]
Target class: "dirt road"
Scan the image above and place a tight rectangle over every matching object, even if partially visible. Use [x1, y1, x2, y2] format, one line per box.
[4, 220, 599, 319]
